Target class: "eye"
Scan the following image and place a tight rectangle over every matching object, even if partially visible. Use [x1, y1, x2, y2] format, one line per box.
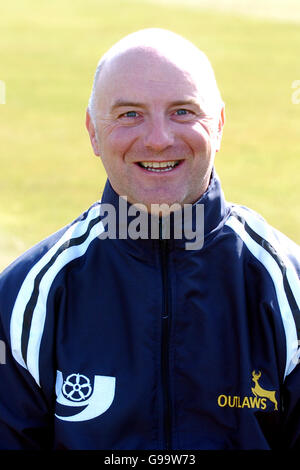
[120, 111, 139, 118]
[173, 108, 196, 120]
[175, 109, 190, 116]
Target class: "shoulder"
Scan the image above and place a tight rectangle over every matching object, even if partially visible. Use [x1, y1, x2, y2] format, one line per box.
[0, 201, 103, 286]
[224, 203, 300, 274]
[0, 201, 104, 385]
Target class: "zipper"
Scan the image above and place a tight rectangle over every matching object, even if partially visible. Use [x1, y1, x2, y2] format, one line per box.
[159, 219, 172, 450]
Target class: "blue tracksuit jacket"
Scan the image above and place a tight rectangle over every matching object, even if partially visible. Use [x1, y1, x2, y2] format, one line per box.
[0, 170, 299, 450]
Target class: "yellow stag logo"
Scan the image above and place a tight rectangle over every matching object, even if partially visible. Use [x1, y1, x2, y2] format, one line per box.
[251, 370, 278, 410]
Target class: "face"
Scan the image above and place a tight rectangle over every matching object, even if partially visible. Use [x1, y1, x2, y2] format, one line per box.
[86, 47, 224, 211]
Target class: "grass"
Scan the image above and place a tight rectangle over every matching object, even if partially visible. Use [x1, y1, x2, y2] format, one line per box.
[0, 0, 299, 271]
[146, 0, 300, 23]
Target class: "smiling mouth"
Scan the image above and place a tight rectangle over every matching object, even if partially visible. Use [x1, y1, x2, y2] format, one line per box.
[137, 160, 181, 172]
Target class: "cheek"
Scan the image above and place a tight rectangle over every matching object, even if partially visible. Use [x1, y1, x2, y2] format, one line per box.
[100, 127, 139, 157]
[99, 129, 136, 188]
[182, 122, 212, 156]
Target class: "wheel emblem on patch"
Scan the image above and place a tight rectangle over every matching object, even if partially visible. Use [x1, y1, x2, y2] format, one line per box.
[62, 373, 93, 402]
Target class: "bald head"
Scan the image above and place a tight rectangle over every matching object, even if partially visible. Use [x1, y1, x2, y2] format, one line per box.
[88, 28, 223, 125]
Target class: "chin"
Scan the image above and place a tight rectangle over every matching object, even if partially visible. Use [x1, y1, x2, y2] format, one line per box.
[141, 198, 185, 216]
[141, 189, 185, 205]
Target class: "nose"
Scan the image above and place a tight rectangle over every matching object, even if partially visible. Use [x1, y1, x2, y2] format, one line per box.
[143, 117, 174, 152]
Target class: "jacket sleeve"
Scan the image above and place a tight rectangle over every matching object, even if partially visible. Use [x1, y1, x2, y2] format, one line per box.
[0, 260, 53, 449]
[0, 217, 94, 449]
[282, 361, 300, 449]
[274, 229, 300, 448]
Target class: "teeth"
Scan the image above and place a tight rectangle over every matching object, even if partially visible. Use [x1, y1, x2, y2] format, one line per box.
[139, 160, 179, 171]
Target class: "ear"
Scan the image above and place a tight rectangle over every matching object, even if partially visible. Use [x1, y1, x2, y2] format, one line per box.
[86, 109, 100, 156]
[215, 104, 225, 153]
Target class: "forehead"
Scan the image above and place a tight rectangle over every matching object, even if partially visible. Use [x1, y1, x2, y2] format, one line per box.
[96, 47, 204, 108]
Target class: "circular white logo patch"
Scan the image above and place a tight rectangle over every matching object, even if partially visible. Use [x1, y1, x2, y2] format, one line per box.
[62, 373, 92, 402]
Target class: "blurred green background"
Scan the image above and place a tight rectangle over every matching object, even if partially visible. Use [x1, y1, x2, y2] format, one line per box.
[0, 0, 299, 271]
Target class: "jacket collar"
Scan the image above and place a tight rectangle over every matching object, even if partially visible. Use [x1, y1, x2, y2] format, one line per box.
[99, 168, 229, 254]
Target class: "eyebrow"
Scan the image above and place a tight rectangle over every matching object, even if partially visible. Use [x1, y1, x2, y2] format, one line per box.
[110, 100, 145, 112]
[168, 99, 199, 106]
[110, 98, 200, 112]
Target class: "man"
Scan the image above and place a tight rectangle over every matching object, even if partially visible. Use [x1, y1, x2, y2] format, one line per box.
[0, 28, 299, 450]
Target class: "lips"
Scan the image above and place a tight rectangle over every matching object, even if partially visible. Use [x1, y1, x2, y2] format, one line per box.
[138, 160, 180, 172]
